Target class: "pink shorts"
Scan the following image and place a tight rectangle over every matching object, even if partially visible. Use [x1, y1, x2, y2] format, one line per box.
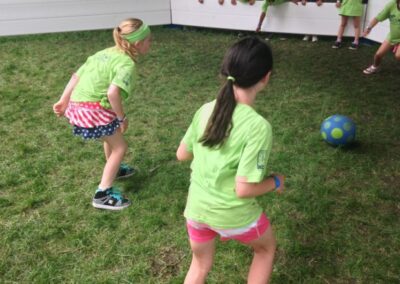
[186, 213, 270, 244]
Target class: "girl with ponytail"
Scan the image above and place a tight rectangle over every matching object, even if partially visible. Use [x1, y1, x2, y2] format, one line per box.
[177, 36, 285, 283]
[53, 18, 151, 210]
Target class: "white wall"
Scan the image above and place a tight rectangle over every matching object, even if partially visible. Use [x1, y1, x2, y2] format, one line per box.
[171, 0, 366, 37]
[0, 0, 171, 36]
[364, 0, 391, 43]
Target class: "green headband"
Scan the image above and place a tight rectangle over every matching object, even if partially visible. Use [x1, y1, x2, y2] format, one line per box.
[122, 24, 151, 43]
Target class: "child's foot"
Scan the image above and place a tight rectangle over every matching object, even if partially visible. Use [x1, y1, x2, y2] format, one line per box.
[349, 42, 359, 50]
[303, 35, 310, 41]
[332, 41, 342, 49]
[92, 187, 131, 210]
[363, 65, 380, 75]
[312, 35, 318, 42]
[116, 163, 135, 179]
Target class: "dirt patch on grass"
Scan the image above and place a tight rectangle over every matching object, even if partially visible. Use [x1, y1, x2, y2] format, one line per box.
[150, 245, 186, 278]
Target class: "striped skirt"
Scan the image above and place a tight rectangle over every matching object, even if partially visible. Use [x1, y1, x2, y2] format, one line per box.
[65, 101, 120, 140]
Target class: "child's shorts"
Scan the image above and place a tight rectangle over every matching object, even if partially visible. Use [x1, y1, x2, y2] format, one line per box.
[186, 213, 270, 244]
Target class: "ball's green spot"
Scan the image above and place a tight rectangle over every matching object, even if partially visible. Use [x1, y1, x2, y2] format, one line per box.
[334, 116, 342, 122]
[343, 122, 352, 131]
[324, 122, 331, 129]
[321, 132, 327, 140]
[331, 128, 343, 139]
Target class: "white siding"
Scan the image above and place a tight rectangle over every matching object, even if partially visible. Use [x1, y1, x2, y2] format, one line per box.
[0, 0, 171, 36]
[171, 0, 367, 37]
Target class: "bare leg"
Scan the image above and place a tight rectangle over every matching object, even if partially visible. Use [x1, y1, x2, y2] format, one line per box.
[247, 226, 276, 284]
[104, 141, 111, 160]
[184, 239, 216, 284]
[373, 40, 393, 67]
[98, 129, 128, 189]
[353, 16, 361, 44]
[395, 44, 400, 61]
[336, 16, 348, 42]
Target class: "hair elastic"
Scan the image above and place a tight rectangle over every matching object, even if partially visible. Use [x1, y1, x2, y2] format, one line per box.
[227, 76, 236, 82]
[122, 24, 151, 43]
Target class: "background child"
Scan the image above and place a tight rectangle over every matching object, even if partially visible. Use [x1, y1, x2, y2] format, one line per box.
[177, 36, 285, 283]
[362, 0, 400, 74]
[53, 18, 152, 210]
[301, 0, 323, 42]
[198, 0, 225, 5]
[256, 0, 301, 34]
[332, 0, 363, 49]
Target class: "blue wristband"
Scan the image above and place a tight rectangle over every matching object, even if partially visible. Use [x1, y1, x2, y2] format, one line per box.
[273, 176, 280, 190]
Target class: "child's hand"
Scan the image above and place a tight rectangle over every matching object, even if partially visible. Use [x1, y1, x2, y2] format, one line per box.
[256, 26, 261, 33]
[335, 1, 341, 8]
[275, 174, 285, 194]
[316, 0, 323, 6]
[362, 29, 370, 37]
[53, 100, 68, 117]
[119, 119, 129, 134]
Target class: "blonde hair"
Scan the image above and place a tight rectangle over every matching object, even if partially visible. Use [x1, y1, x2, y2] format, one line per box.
[113, 18, 144, 61]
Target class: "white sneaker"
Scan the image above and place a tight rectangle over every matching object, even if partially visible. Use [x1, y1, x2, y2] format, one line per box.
[363, 65, 380, 75]
[303, 35, 310, 41]
[312, 35, 318, 42]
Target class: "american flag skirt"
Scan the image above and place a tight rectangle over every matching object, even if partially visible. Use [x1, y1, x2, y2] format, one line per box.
[65, 101, 116, 128]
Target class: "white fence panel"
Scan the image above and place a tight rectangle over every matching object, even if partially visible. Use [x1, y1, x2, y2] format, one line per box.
[0, 0, 171, 36]
[171, 0, 367, 37]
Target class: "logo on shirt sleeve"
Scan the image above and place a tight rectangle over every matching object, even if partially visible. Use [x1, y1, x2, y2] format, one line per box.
[257, 150, 267, 170]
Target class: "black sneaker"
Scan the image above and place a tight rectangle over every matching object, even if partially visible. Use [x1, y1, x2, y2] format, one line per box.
[332, 41, 342, 49]
[349, 42, 359, 50]
[92, 187, 131, 210]
[116, 163, 135, 179]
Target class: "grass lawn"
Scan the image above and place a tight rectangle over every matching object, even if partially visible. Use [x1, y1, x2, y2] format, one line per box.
[0, 26, 399, 283]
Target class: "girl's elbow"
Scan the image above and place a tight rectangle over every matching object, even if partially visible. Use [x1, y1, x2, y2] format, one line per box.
[235, 187, 249, 198]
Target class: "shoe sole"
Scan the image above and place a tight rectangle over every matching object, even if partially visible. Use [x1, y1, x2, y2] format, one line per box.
[92, 201, 131, 210]
[115, 172, 135, 180]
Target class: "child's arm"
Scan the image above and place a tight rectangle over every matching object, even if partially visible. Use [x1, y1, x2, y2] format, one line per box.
[107, 84, 128, 133]
[176, 142, 194, 161]
[235, 174, 285, 198]
[53, 73, 79, 117]
[256, 12, 266, 32]
[362, 18, 378, 37]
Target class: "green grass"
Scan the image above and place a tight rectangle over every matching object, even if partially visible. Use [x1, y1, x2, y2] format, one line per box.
[1, 27, 399, 283]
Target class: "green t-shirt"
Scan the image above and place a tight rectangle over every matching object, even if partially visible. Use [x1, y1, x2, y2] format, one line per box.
[182, 101, 273, 229]
[262, 0, 290, 13]
[71, 47, 136, 108]
[339, 0, 363, 17]
[376, 0, 400, 44]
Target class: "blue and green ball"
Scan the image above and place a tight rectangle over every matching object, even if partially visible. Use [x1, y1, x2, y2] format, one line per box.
[320, 114, 356, 146]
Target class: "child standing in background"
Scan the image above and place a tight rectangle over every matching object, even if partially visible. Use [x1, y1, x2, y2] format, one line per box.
[177, 36, 285, 284]
[301, 0, 323, 42]
[256, 0, 300, 33]
[332, 0, 363, 49]
[53, 18, 152, 210]
[362, 0, 400, 74]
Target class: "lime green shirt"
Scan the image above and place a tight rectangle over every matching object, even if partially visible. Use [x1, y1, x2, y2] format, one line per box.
[71, 47, 136, 108]
[262, 0, 290, 13]
[376, 0, 400, 44]
[339, 0, 363, 17]
[182, 101, 273, 229]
